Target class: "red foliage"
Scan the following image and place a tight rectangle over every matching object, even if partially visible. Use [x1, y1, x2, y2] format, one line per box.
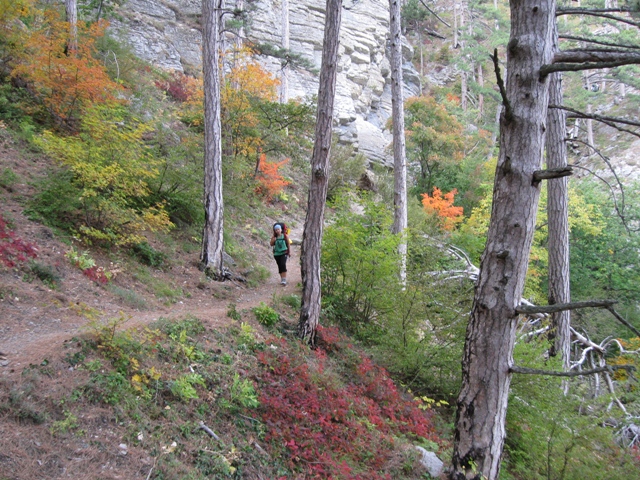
[0, 214, 38, 268]
[256, 326, 438, 478]
[155, 71, 200, 103]
[81, 265, 110, 285]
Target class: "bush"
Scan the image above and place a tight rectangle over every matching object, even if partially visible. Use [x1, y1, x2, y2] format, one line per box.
[131, 241, 166, 267]
[252, 302, 279, 327]
[27, 261, 61, 289]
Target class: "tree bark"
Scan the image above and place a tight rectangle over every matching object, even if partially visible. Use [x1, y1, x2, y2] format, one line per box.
[389, 0, 408, 282]
[545, 22, 570, 369]
[200, 0, 226, 280]
[298, 0, 343, 344]
[65, 0, 78, 54]
[450, 0, 555, 478]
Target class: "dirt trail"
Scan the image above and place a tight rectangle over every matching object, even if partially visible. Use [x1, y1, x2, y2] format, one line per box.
[0, 223, 303, 378]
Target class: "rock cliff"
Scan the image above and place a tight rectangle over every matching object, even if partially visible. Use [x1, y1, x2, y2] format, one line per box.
[110, 0, 422, 166]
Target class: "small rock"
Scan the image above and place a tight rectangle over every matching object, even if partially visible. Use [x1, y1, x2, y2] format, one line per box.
[415, 446, 444, 478]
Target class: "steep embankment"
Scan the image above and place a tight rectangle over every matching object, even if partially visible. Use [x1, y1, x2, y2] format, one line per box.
[0, 130, 302, 376]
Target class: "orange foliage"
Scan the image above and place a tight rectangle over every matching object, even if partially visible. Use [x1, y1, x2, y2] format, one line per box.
[255, 153, 291, 201]
[446, 93, 460, 104]
[421, 187, 464, 230]
[11, 9, 120, 128]
[222, 48, 279, 157]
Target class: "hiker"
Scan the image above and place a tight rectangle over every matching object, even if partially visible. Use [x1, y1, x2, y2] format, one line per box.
[270, 223, 290, 285]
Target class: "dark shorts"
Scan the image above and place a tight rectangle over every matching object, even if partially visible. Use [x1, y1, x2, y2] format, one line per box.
[274, 254, 287, 274]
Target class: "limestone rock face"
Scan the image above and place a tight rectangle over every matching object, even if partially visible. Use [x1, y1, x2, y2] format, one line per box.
[110, 0, 421, 166]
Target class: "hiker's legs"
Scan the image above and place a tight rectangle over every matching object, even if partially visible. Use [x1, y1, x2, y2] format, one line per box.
[275, 255, 287, 284]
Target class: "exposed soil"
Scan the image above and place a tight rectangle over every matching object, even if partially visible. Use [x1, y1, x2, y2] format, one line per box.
[0, 129, 303, 377]
[0, 129, 308, 479]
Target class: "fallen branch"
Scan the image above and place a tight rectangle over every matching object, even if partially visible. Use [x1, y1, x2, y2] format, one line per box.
[510, 364, 635, 377]
[516, 300, 616, 315]
[198, 421, 221, 441]
[570, 327, 605, 354]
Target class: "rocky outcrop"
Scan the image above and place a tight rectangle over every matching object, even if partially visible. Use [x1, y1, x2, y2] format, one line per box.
[109, 0, 422, 166]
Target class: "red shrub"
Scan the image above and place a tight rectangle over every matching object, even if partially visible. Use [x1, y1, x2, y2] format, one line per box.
[0, 214, 37, 268]
[256, 330, 438, 478]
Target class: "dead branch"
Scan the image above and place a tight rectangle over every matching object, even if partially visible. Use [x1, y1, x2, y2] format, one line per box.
[491, 48, 512, 122]
[510, 364, 635, 377]
[568, 149, 633, 234]
[198, 421, 221, 441]
[555, 8, 640, 29]
[606, 305, 640, 338]
[532, 166, 574, 183]
[556, 105, 640, 129]
[516, 300, 616, 315]
[554, 50, 640, 64]
[418, 0, 451, 28]
[559, 34, 640, 50]
[570, 327, 605, 354]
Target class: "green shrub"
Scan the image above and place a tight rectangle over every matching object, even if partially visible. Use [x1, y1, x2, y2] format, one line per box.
[252, 302, 279, 327]
[28, 261, 61, 289]
[170, 373, 206, 401]
[131, 241, 166, 267]
[0, 167, 18, 190]
[25, 169, 83, 232]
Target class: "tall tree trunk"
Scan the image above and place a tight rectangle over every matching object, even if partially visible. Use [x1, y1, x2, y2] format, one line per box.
[280, 0, 290, 104]
[389, 0, 407, 282]
[477, 63, 484, 117]
[450, 0, 555, 478]
[200, 0, 226, 280]
[546, 23, 571, 370]
[298, 0, 343, 344]
[65, 0, 78, 54]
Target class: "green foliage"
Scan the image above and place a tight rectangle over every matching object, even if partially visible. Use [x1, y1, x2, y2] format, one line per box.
[504, 339, 639, 479]
[50, 411, 81, 436]
[34, 103, 173, 246]
[171, 373, 206, 401]
[327, 142, 366, 201]
[321, 193, 474, 396]
[131, 241, 166, 267]
[226, 302, 241, 321]
[225, 372, 259, 409]
[25, 169, 83, 232]
[321, 195, 401, 331]
[27, 261, 61, 289]
[0, 166, 18, 190]
[403, 96, 465, 198]
[252, 302, 279, 327]
[280, 294, 301, 310]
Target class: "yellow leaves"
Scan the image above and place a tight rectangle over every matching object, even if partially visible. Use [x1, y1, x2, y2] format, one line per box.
[415, 395, 449, 410]
[35, 103, 173, 246]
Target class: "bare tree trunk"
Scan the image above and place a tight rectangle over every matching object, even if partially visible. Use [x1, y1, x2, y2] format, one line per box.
[200, 0, 226, 280]
[450, 0, 555, 478]
[298, 0, 343, 344]
[389, 0, 407, 282]
[477, 63, 484, 117]
[546, 23, 571, 371]
[280, 0, 290, 104]
[65, 0, 78, 54]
